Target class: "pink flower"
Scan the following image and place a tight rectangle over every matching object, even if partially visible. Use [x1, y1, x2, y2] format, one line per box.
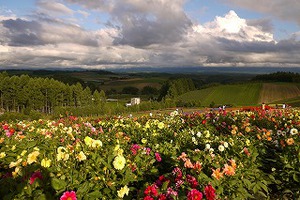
[187, 189, 203, 200]
[60, 191, 77, 200]
[29, 171, 43, 185]
[155, 152, 162, 162]
[204, 185, 216, 200]
[131, 144, 141, 155]
[167, 187, 178, 197]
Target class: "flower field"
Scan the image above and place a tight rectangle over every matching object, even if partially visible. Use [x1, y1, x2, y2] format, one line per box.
[0, 109, 300, 200]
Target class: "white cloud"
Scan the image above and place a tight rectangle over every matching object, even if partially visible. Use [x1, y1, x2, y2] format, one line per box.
[37, 0, 74, 15]
[0, 0, 300, 69]
[195, 10, 275, 42]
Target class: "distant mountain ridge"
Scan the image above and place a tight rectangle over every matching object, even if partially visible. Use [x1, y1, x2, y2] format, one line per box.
[1, 66, 300, 74]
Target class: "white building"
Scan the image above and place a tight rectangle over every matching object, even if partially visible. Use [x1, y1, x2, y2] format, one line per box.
[131, 98, 141, 106]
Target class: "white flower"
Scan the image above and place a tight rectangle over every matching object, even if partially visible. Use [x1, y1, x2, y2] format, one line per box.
[209, 148, 214, 153]
[224, 142, 229, 148]
[205, 144, 211, 150]
[290, 128, 298, 135]
[218, 145, 225, 152]
[196, 132, 202, 138]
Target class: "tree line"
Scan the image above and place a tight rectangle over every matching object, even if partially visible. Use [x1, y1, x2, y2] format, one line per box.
[252, 71, 300, 82]
[0, 71, 197, 119]
[0, 72, 106, 114]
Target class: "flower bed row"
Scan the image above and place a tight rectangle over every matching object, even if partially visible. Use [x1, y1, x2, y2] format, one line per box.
[0, 109, 299, 199]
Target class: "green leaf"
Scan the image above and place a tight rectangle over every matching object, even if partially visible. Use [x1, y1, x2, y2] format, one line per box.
[51, 178, 67, 191]
[252, 184, 259, 194]
[77, 182, 90, 195]
[259, 182, 268, 193]
[242, 179, 251, 189]
[293, 173, 299, 182]
[103, 188, 111, 194]
[87, 191, 102, 198]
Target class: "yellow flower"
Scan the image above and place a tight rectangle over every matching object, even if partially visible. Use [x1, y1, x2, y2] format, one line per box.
[12, 166, 21, 178]
[21, 150, 27, 156]
[84, 136, 93, 147]
[27, 151, 40, 164]
[0, 152, 6, 159]
[113, 155, 126, 170]
[41, 158, 51, 168]
[77, 151, 87, 162]
[9, 159, 22, 168]
[92, 140, 102, 148]
[117, 185, 130, 198]
[141, 138, 147, 144]
[157, 122, 164, 129]
[204, 130, 210, 138]
[11, 145, 16, 151]
[57, 147, 69, 161]
[245, 139, 251, 146]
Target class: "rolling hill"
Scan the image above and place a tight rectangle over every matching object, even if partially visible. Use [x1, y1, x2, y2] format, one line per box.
[178, 82, 300, 107]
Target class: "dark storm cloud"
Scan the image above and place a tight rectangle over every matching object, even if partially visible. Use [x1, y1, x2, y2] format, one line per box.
[1, 16, 100, 47]
[1, 18, 45, 46]
[217, 37, 300, 54]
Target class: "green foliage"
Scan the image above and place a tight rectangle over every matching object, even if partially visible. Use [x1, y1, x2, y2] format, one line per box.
[252, 71, 300, 82]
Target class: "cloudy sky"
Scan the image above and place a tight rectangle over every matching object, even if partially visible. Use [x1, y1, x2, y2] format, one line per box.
[0, 0, 300, 69]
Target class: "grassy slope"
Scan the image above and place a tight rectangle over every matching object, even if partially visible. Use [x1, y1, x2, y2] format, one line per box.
[178, 83, 262, 106]
[179, 82, 300, 107]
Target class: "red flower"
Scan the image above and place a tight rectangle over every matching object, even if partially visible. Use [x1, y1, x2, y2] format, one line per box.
[60, 191, 77, 200]
[144, 196, 154, 200]
[186, 174, 198, 188]
[187, 189, 203, 200]
[144, 185, 158, 197]
[204, 185, 216, 200]
[158, 194, 167, 200]
[29, 171, 43, 185]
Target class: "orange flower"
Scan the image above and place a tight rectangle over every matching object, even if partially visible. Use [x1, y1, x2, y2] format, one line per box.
[229, 159, 237, 170]
[223, 164, 235, 176]
[286, 138, 294, 145]
[184, 159, 194, 169]
[257, 134, 261, 140]
[193, 161, 202, 171]
[212, 168, 224, 180]
[178, 152, 188, 161]
[267, 136, 272, 141]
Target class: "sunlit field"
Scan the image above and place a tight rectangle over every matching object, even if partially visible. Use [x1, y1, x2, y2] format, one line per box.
[1, 108, 299, 199]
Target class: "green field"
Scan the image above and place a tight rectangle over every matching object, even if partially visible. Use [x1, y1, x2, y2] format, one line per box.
[178, 82, 300, 107]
